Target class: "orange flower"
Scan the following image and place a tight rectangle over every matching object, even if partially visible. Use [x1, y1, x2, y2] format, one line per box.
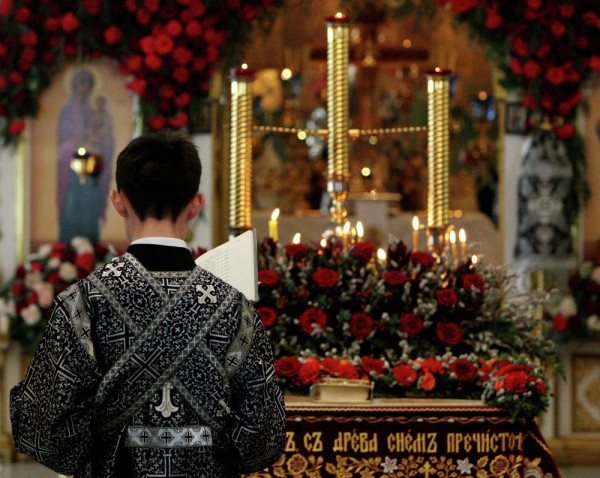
[420, 371, 436, 391]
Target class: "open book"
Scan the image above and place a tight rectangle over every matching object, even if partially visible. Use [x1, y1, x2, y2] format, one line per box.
[194, 229, 258, 301]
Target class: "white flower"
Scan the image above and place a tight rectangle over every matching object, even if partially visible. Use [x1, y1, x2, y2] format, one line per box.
[71, 236, 94, 254]
[587, 315, 600, 332]
[457, 457, 474, 475]
[35, 282, 55, 308]
[380, 456, 398, 474]
[59, 262, 78, 281]
[36, 244, 53, 258]
[558, 296, 577, 317]
[21, 304, 41, 326]
[48, 257, 62, 269]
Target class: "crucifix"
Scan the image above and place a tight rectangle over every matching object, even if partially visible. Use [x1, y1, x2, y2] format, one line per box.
[147, 451, 186, 478]
[155, 381, 179, 418]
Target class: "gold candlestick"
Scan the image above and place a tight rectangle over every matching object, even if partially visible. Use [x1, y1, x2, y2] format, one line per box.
[229, 66, 255, 238]
[326, 12, 350, 228]
[426, 68, 452, 253]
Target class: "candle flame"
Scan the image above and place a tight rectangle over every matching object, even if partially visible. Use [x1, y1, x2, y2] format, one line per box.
[356, 221, 364, 238]
[320, 238, 327, 248]
[377, 248, 387, 261]
[449, 229, 456, 244]
[292, 233, 301, 244]
[459, 228, 466, 243]
[343, 221, 351, 234]
[335, 11, 344, 19]
[241, 63, 248, 70]
[271, 208, 280, 221]
[77, 147, 87, 155]
[471, 255, 478, 265]
[412, 215, 419, 231]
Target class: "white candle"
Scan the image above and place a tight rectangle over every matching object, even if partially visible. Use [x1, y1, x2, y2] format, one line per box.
[459, 228, 467, 258]
[292, 232, 301, 244]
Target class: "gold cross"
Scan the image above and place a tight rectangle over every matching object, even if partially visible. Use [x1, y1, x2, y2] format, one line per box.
[419, 462, 434, 478]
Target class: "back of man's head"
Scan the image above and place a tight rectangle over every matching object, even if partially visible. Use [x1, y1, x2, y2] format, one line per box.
[115, 131, 202, 221]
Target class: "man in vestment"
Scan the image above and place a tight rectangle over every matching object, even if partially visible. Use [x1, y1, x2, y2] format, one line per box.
[10, 131, 286, 477]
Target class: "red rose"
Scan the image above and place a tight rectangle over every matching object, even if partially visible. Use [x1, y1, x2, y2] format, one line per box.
[559, 4, 574, 18]
[496, 363, 533, 377]
[523, 60, 541, 79]
[104, 26, 123, 45]
[298, 360, 321, 385]
[312, 268, 339, 288]
[590, 56, 600, 72]
[275, 356, 300, 378]
[11, 283, 24, 297]
[392, 364, 417, 386]
[417, 358, 444, 375]
[46, 271, 61, 284]
[545, 67, 566, 86]
[436, 322, 463, 345]
[82, 0, 101, 14]
[136, 9, 151, 24]
[14, 7, 31, 23]
[127, 78, 146, 96]
[168, 112, 189, 128]
[21, 30, 37, 47]
[75, 253, 96, 272]
[155, 34, 175, 55]
[321, 357, 340, 375]
[399, 313, 423, 337]
[145, 0, 160, 12]
[522, 94, 537, 110]
[174, 93, 191, 108]
[257, 307, 277, 328]
[173, 47, 193, 65]
[411, 251, 435, 268]
[8, 120, 25, 135]
[166, 20, 183, 36]
[509, 58, 523, 75]
[186, 20, 203, 37]
[125, 55, 143, 73]
[550, 20, 566, 38]
[450, 359, 477, 381]
[436, 288, 458, 307]
[299, 307, 327, 334]
[284, 243, 310, 261]
[349, 312, 374, 340]
[512, 37, 529, 57]
[351, 242, 377, 263]
[361, 356, 384, 375]
[258, 269, 280, 288]
[383, 270, 410, 287]
[8, 71, 24, 85]
[484, 10, 502, 29]
[503, 371, 530, 393]
[60, 12, 80, 33]
[173, 66, 190, 83]
[449, 0, 477, 14]
[337, 360, 359, 379]
[535, 380, 546, 394]
[554, 123, 575, 139]
[140, 36, 155, 54]
[144, 54, 162, 71]
[148, 115, 166, 130]
[553, 314, 569, 333]
[526, 0, 542, 8]
[462, 273, 485, 293]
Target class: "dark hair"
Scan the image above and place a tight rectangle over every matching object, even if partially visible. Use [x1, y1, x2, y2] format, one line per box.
[115, 131, 201, 221]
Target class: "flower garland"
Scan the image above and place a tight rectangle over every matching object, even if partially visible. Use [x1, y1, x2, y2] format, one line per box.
[0, 236, 117, 354]
[547, 256, 600, 342]
[0, 0, 283, 143]
[257, 236, 558, 420]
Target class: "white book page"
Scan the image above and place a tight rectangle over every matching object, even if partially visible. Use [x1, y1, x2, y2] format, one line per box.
[195, 229, 258, 301]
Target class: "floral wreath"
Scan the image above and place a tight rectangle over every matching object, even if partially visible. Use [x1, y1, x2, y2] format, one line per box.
[0, 0, 282, 142]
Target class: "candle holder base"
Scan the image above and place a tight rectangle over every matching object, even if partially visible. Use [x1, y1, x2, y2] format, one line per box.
[427, 225, 449, 256]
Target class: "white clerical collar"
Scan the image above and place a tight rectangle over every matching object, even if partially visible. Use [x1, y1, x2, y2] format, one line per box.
[130, 237, 188, 249]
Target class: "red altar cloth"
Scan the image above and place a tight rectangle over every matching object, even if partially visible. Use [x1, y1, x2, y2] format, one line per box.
[245, 398, 560, 477]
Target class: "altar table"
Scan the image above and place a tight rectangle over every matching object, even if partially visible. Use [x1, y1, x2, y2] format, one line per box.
[245, 398, 560, 478]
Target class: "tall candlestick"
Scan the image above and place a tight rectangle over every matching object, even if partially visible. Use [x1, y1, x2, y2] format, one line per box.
[269, 208, 280, 242]
[326, 12, 350, 228]
[426, 68, 451, 253]
[229, 66, 255, 238]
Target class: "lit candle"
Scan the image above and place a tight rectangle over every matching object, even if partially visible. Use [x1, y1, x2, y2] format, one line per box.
[471, 255, 478, 267]
[269, 208, 280, 242]
[292, 232, 301, 244]
[377, 248, 387, 266]
[412, 216, 419, 251]
[449, 229, 457, 261]
[459, 228, 467, 258]
[356, 221, 364, 242]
